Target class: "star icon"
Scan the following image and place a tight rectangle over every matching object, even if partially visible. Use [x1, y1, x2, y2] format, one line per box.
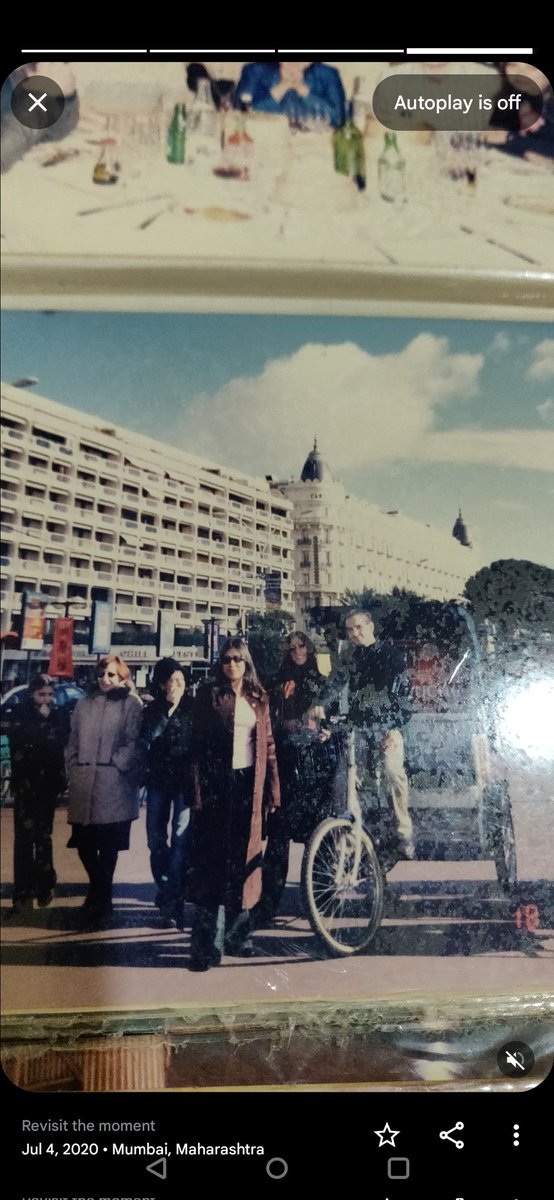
[374, 1123, 400, 1148]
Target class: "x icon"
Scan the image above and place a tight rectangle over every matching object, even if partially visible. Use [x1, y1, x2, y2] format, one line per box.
[28, 92, 48, 113]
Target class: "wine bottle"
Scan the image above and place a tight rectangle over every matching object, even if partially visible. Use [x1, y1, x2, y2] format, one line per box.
[378, 132, 407, 204]
[332, 102, 366, 191]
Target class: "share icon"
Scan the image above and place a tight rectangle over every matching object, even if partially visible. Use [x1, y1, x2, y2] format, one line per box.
[439, 1122, 464, 1149]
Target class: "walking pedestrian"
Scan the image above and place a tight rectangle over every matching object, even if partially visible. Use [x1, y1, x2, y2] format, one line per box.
[141, 657, 194, 927]
[66, 655, 143, 927]
[186, 638, 280, 970]
[7, 674, 68, 918]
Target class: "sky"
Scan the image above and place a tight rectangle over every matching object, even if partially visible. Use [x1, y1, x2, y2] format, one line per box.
[2, 310, 553, 571]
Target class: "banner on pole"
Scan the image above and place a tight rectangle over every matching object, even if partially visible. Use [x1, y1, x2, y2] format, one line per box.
[48, 617, 74, 678]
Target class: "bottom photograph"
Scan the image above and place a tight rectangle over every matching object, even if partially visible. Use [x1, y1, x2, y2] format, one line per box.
[1, 307, 553, 1091]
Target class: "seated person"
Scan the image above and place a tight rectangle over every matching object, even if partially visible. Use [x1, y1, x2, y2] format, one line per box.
[488, 63, 554, 162]
[235, 61, 346, 128]
[186, 62, 239, 111]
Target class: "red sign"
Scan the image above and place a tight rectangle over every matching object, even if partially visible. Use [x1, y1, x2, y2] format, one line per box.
[48, 618, 74, 678]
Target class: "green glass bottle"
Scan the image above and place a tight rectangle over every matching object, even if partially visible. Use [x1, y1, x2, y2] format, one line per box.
[332, 102, 366, 191]
[167, 103, 186, 165]
[378, 132, 407, 204]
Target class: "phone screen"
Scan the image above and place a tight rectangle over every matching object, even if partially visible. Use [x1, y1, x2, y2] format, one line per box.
[1, 44, 552, 1198]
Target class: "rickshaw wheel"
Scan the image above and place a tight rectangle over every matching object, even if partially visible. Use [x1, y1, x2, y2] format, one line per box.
[301, 817, 384, 956]
[484, 780, 518, 895]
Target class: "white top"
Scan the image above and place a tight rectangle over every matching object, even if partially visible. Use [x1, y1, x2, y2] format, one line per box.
[232, 694, 256, 769]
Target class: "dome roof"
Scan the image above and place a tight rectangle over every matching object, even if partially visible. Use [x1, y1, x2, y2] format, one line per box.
[300, 438, 332, 483]
[452, 509, 472, 548]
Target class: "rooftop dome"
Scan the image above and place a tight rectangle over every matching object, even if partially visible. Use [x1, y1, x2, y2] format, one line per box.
[452, 509, 472, 548]
[300, 438, 333, 483]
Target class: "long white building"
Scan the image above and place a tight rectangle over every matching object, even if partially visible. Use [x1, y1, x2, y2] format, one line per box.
[1, 387, 476, 650]
[274, 440, 475, 626]
[0, 384, 294, 639]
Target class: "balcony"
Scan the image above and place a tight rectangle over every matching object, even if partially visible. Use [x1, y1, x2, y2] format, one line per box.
[31, 435, 53, 452]
[17, 558, 40, 574]
[1, 457, 22, 475]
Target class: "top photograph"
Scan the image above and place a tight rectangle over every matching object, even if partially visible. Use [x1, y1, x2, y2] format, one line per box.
[1, 57, 553, 287]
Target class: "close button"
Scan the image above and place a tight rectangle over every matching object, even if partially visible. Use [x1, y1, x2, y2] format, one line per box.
[11, 75, 65, 130]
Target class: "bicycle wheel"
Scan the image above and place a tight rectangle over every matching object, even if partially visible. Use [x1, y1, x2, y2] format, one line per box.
[302, 817, 384, 956]
[483, 780, 518, 895]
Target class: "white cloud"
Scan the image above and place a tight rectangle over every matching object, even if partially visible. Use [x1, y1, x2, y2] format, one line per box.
[422, 428, 554, 471]
[489, 331, 511, 353]
[180, 335, 483, 477]
[528, 339, 554, 380]
[537, 398, 554, 425]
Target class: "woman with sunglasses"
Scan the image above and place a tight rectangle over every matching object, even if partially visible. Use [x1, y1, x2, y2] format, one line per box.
[186, 638, 280, 970]
[66, 654, 143, 926]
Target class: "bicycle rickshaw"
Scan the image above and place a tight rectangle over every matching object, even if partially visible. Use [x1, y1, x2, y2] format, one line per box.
[292, 600, 517, 957]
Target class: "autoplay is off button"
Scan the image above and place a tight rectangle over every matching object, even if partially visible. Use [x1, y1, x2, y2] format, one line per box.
[11, 75, 65, 130]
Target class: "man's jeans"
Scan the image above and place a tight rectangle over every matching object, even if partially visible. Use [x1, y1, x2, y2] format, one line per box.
[146, 786, 190, 914]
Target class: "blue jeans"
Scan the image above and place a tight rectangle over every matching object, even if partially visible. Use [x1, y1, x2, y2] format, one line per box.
[146, 786, 190, 914]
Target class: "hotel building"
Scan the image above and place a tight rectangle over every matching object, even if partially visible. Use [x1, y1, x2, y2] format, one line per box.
[0, 383, 295, 641]
[275, 440, 475, 625]
[1, 386, 475, 654]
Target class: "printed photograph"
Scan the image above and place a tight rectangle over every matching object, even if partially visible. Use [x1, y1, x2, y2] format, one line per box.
[1, 58, 553, 274]
[1, 308, 553, 1091]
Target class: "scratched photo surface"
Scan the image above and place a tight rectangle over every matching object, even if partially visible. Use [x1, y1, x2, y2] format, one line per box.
[2, 58, 553, 273]
[1, 307, 553, 1091]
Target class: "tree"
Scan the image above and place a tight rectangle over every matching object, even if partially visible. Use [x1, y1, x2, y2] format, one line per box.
[246, 608, 295, 685]
[464, 560, 554, 640]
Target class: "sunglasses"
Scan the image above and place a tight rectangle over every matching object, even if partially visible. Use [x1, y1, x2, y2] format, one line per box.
[222, 655, 243, 665]
[97, 670, 119, 679]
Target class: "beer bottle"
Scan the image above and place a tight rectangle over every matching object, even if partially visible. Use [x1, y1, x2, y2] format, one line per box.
[167, 103, 187, 165]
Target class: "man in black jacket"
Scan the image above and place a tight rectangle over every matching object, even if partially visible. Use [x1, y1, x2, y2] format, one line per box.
[323, 609, 414, 859]
[141, 658, 194, 926]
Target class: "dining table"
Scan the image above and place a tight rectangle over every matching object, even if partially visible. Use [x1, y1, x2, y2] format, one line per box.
[2, 105, 553, 287]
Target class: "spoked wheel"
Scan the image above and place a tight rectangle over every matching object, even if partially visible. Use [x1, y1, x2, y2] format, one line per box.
[484, 780, 518, 895]
[301, 816, 384, 957]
